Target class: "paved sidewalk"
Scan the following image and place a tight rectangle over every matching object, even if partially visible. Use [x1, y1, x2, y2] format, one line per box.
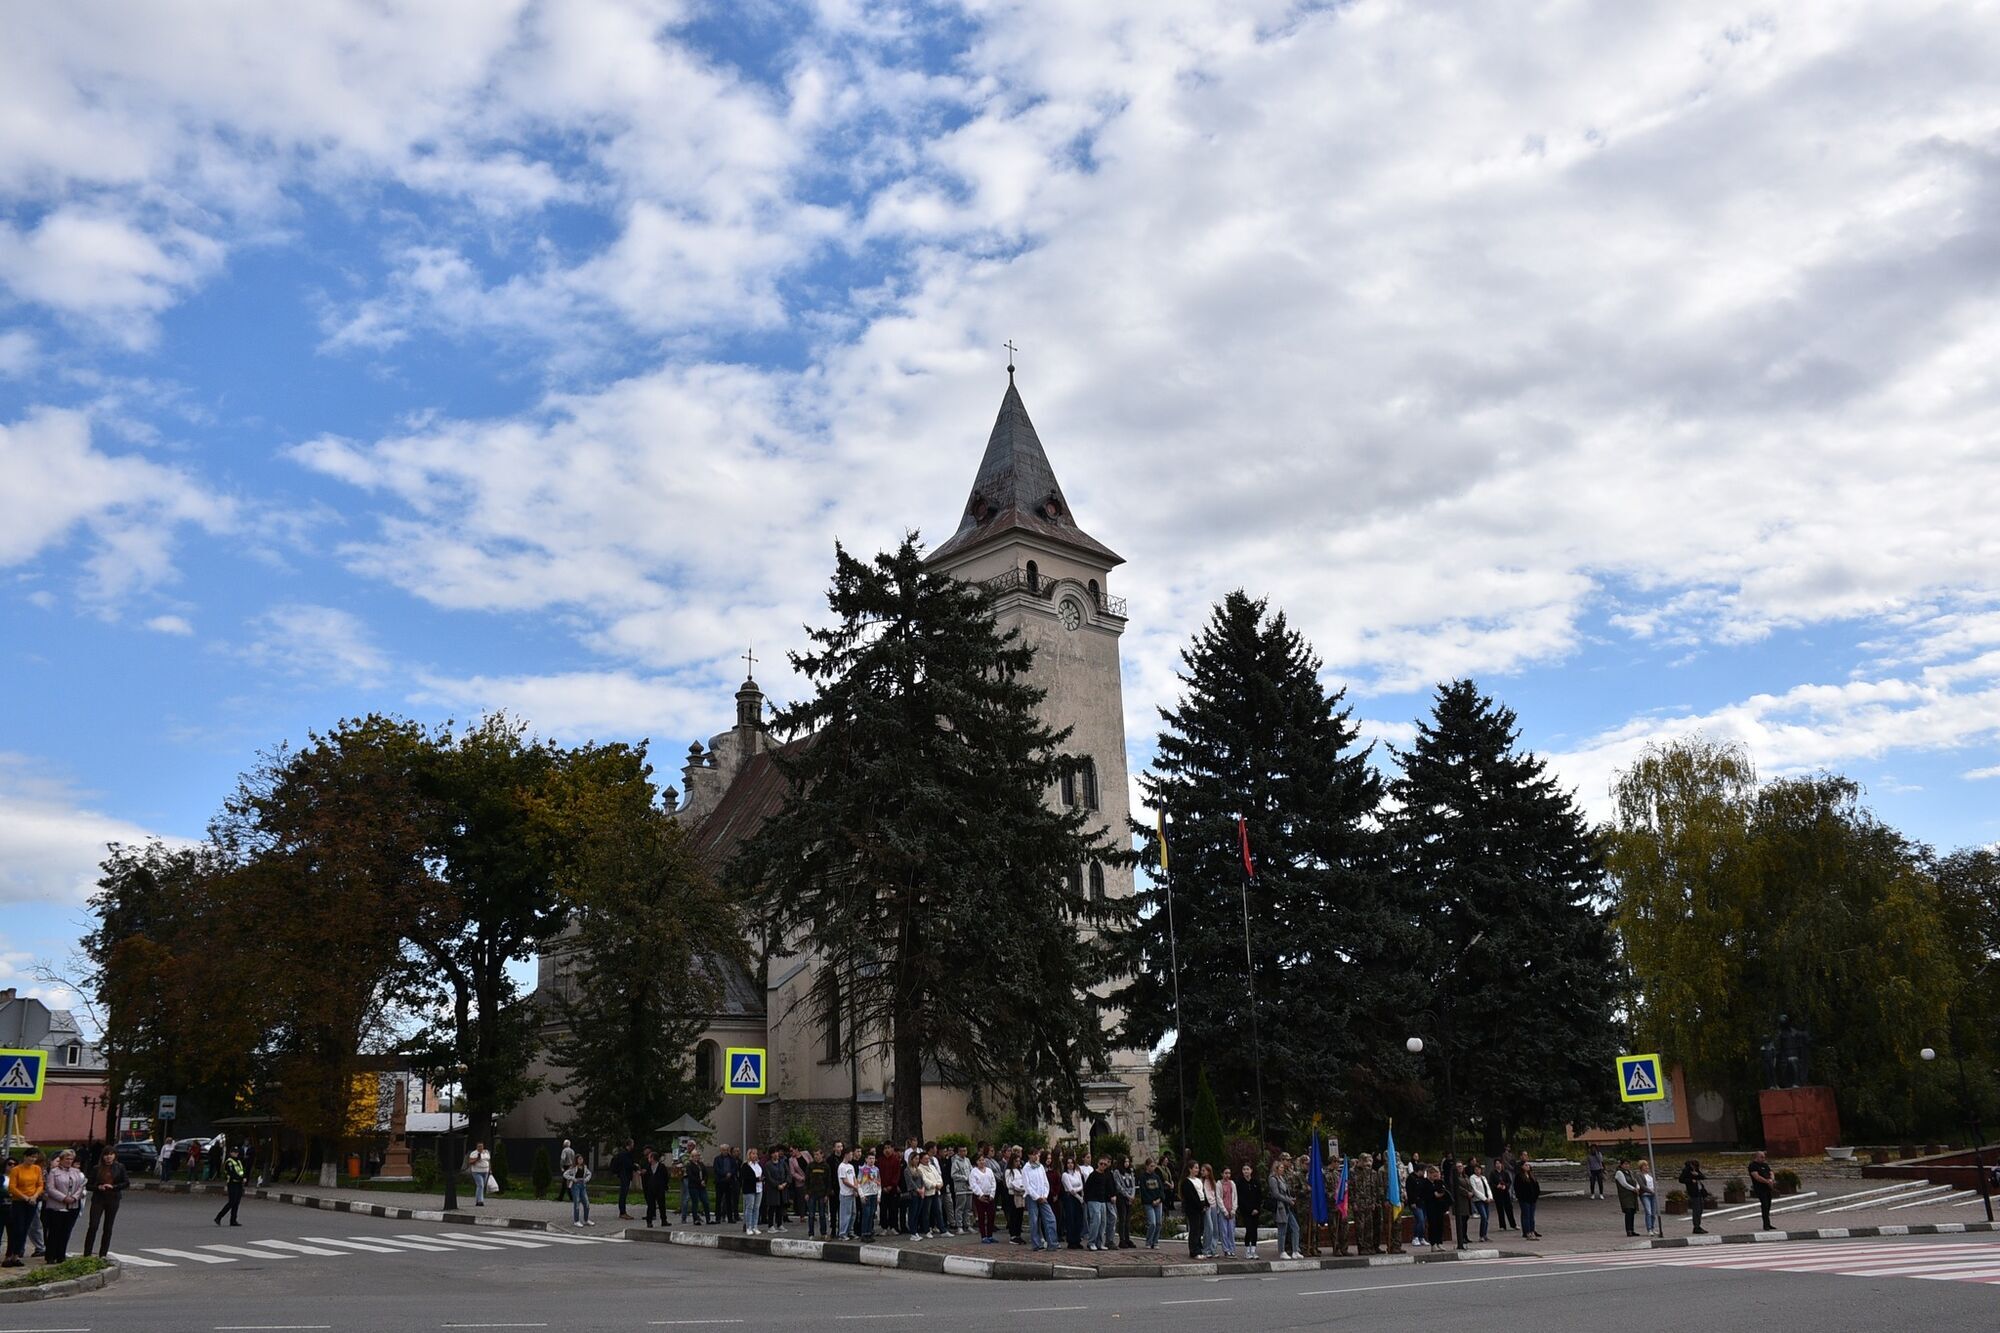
[130, 1177, 612, 1234]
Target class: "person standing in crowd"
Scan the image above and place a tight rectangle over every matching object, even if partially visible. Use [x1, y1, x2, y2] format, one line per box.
[1025, 1150, 1057, 1252]
[739, 1146, 764, 1235]
[1516, 1160, 1543, 1239]
[1448, 1159, 1473, 1250]
[40, 1149, 84, 1264]
[1403, 1160, 1431, 1246]
[1639, 1158, 1660, 1237]
[1466, 1159, 1492, 1242]
[557, 1139, 576, 1201]
[213, 1146, 247, 1227]
[640, 1147, 665, 1227]
[836, 1148, 860, 1239]
[610, 1140, 637, 1221]
[1138, 1157, 1166, 1249]
[466, 1142, 493, 1207]
[1003, 1148, 1027, 1244]
[159, 1135, 176, 1181]
[1748, 1151, 1776, 1231]
[683, 1146, 711, 1225]
[564, 1151, 594, 1227]
[1614, 1159, 1640, 1237]
[1269, 1153, 1301, 1260]
[950, 1145, 973, 1235]
[1110, 1155, 1135, 1249]
[878, 1142, 902, 1236]
[805, 1148, 832, 1237]
[1489, 1152, 1515, 1232]
[1058, 1154, 1085, 1250]
[1352, 1154, 1384, 1255]
[1678, 1158, 1710, 1235]
[857, 1150, 881, 1238]
[3, 1148, 41, 1267]
[82, 1145, 127, 1259]
[1083, 1154, 1113, 1251]
[1422, 1165, 1451, 1250]
[713, 1144, 738, 1224]
[969, 1149, 998, 1243]
[1586, 1146, 1606, 1200]
[1178, 1159, 1207, 1259]
[1216, 1163, 1240, 1257]
[1235, 1160, 1264, 1259]
[761, 1145, 785, 1231]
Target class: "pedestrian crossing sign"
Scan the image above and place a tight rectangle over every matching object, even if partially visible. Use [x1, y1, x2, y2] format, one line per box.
[725, 1046, 766, 1096]
[0, 1048, 46, 1102]
[1617, 1053, 1666, 1103]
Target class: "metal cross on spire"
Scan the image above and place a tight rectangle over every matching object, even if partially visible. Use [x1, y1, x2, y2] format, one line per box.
[743, 645, 756, 679]
[1003, 339, 1018, 379]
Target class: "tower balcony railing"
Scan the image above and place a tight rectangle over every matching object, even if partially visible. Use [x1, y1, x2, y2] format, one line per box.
[980, 569, 1127, 617]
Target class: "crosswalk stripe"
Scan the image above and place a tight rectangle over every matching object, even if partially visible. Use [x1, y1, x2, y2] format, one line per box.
[201, 1243, 297, 1259]
[357, 1236, 455, 1251]
[133, 1247, 226, 1264]
[299, 1235, 407, 1253]
[395, 1232, 509, 1250]
[455, 1233, 551, 1248]
[514, 1231, 610, 1245]
[250, 1239, 350, 1256]
[1529, 1239, 2000, 1286]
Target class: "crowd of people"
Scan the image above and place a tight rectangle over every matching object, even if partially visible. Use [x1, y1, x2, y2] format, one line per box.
[2, 1143, 132, 1268]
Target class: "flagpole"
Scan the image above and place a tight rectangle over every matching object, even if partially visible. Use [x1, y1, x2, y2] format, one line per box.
[1158, 812, 1189, 1160]
[1237, 815, 1267, 1151]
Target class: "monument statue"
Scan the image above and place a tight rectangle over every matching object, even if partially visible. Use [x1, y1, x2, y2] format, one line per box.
[1766, 1013, 1812, 1089]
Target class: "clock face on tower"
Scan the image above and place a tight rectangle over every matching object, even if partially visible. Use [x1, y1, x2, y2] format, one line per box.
[1058, 597, 1083, 631]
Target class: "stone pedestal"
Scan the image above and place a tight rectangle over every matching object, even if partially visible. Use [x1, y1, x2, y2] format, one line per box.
[1760, 1085, 1841, 1158]
[377, 1076, 415, 1183]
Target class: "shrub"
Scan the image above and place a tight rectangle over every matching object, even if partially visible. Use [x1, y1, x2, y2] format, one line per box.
[489, 1138, 509, 1192]
[780, 1123, 819, 1150]
[935, 1132, 976, 1151]
[1774, 1168, 1801, 1196]
[1665, 1188, 1688, 1214]
[1189, 1069, 1227, 1170]
[1723, 1178, 1747, 1205]
[986, 1114, 1041, 1151]
[531, 1146, 553, 1201]
[1090, 1131, 1131, 1162]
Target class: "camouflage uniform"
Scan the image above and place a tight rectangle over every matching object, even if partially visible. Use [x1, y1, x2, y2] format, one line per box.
[1351, 1160, 1383, 1252]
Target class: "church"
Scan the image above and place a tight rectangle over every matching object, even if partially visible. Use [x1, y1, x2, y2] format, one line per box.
[505, 373, 1155, 1154]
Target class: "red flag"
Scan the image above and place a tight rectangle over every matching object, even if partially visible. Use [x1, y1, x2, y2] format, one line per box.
[1237, 815, 1255, 878]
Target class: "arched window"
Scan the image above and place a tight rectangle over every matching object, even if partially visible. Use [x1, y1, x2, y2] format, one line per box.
[1025, 560, 1040, 592]
[1067, 864, 1084, 897]
[1059, 764, 1077, 807]
[695, 1040, 719, 1095]
[1081, 757, 1099, 811]
[1089, 579, 1100, 608]
[1088, 862, 1106, 900]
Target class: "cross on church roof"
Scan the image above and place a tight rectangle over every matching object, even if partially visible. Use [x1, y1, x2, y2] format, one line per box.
[743, 646, 757, 679]
[1003, 339, 1017, 378]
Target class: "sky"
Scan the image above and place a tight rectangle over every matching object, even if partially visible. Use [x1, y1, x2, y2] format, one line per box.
[4, 0, 2000, 1017]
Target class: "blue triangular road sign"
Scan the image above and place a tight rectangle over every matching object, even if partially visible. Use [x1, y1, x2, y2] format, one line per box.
[0, 1058, 35, 1091]
[1624, 1061, 1657, 1094]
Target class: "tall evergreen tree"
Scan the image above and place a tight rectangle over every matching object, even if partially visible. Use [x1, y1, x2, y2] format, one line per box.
[736, 536, 1126, 1142]
[1119, 591, 1392, 1146]
[1385, 680, 1626, 1150]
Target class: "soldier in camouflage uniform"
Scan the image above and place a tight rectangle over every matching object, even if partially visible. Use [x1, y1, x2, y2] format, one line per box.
[1351, 1154, 1385, 1253]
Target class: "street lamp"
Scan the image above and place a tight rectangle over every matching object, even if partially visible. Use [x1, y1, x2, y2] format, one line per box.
[1920, 1043, 1993, 1223]
[1407, 931, 1486, 1170]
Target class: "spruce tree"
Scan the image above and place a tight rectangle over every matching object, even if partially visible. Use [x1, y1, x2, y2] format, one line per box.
[737, 536, 1126, 1142]
[1384, 680, 1626, 1149]
[1188, 1067, 1227, 1169]
[1119, 591, 1392, 1146]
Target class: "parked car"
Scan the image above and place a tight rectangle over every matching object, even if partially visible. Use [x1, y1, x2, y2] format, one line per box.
[113, 1140, 158, 1173]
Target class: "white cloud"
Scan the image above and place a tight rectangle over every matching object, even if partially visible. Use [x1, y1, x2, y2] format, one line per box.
[0, 407, 230, 602]
[242, 603, 390, 685]
[144, 614, 193, 636]
[409, 669, 721, 748]
[0, 753, 177, 906]
[0, 209, 223, 347]
[0, 329, 35, 376]
[1965, 765, 2000, 781]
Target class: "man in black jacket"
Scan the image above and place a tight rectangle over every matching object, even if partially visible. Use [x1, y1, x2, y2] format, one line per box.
[611, 1141, 637, 1220]
[714, 1146, 739, 1224]
[83, 1147, 128, 1257]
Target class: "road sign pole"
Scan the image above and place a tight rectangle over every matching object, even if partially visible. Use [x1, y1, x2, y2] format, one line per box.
[1642, 1110, 1659, 1235]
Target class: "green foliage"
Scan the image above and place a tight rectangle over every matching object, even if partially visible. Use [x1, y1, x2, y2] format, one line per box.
[1090, 1131, 1131, 1161]
[488, 1137, 508, 1190]
[1121, 591, 1389, 1145]
[1607, 739, 1976, 1141]
[1722, 1177, 1747, 1204]
[1774, 1168, 1801, 1196]
[738, 536, 1128, 1142]
[1385, 680, 1629, 1147]
[1189, 1068, 1227, 1169]
[781, 1123, 821, 1149]
[934, 1132, 975, 1151]
[531, 1146, 553, 1201]
[0, 1255, 108, 1289]
[547, 807, 739, 1150]
[985, 1113, 1041, 1150]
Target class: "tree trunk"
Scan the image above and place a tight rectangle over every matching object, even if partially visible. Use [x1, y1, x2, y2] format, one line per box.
[892, 1020, 925, 1144]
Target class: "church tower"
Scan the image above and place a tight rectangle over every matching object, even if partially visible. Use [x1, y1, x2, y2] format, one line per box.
[927, 370, 1154, 1149]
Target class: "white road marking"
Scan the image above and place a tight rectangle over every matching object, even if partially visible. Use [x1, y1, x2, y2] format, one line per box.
[139, 1247, 236, 1264]
[107, 1249, 176, 1267]
[395, 1233, 507, 1251]
[297, 1236, 405, 1253]
[449, 1233, 549, 1249]
[200, 1244, 297, 1260]
[245, 1240, 348, 1257]
[1160, 1297, 1232, 1304]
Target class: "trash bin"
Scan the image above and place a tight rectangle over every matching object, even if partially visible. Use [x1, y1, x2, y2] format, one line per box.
[347, 1154, 363, 1179]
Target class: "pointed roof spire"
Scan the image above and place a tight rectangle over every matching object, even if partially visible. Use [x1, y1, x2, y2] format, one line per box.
[928, 372, 1122, 567]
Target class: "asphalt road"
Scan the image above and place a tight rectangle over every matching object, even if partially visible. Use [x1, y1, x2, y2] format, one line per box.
[24, 1192, 2000, 1333]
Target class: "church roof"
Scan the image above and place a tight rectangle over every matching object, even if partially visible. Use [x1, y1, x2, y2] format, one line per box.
[927, 377, 1123, 568]
[690, 745, 796, 879]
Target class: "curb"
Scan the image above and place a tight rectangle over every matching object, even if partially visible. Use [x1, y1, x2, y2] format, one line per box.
[131, 1180, 553, 1232]
[1647, 1220, 1998, 1249]
[626, 1228, 1500, 1280]
[0, 1259, 123, 1303]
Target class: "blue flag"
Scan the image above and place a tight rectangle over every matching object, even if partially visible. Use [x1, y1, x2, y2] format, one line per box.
[1385, 1125, 1402, 1208]
[1308, 1132, 1329, 1225]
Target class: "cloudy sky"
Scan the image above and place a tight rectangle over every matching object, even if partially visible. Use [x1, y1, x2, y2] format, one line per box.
[5, 0, 1999, 1005]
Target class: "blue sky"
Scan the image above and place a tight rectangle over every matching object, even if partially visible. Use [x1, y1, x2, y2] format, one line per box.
[5, 1, 2000, 1014]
